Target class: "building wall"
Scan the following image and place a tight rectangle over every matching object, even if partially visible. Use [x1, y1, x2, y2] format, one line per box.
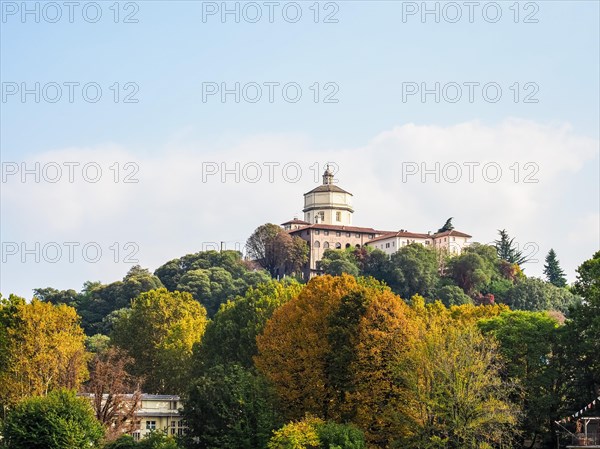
[303, 191, 353, 225]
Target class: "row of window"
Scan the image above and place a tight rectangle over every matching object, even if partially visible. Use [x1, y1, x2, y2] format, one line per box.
[307, 229, 374, 239]
[314, 241, 360, 249]
[307, 211, 346, 223]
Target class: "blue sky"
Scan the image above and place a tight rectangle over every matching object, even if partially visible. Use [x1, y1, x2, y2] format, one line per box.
[1, 1, 599, 297]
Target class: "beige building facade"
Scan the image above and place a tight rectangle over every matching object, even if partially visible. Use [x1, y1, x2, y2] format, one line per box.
[283, 169, 472, 278]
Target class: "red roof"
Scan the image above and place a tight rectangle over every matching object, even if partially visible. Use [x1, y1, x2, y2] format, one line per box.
[281, 218, 311, 226]
[433, 229, 472, 238]
[289, 223, 391, 235]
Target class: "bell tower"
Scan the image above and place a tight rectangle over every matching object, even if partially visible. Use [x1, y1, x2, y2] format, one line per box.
[303, 166, 353, 225]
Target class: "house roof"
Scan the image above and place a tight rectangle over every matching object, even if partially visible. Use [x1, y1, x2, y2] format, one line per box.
[433, 229, 472, 238]
[289, 223, 391, 235]
[304, 184, 353, 195]
[281, 218, 311, 226]
[368, 231, 431, 243]
[367, 229, 473, 244]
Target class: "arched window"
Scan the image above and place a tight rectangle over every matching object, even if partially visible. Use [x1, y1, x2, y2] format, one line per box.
[355, 244, 360, 248]
[314, 241, 320, 248]
[324, 242, 330, 249]
[335, 243, 342, 249]
[345, 243, 351, 249]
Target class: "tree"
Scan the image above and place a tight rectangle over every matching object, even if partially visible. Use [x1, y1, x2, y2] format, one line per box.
[436, 285, 473, 307]
[84, 347, 142, 441]
[437, 217, 454, 233]
[394, 324, 519, 448]
[255, 274, 416, 446]
[495, 229, 530, 265]
[557, 251, 600, 414]
[479, 311, 561, 448]
[75, 266, 164, 335]
[33, 287, 79, 307]
[182, 364, 280, 449]
[543, 249, 567, 287]
[0, 298, 89, 408]
[246, 223, 308, 277]
[176, 267, 237, 318]
[446, 252, 492, 295]
[387, 243, 440, 300]
[503, 277, 580, 313]
[267, 417, 366, 449]
[154, 250, 253, 292]
[318, 249, 360, 277]
[195, 279, 303, 371]
[111, 288, 208, 394]
[2, 389, 104, 449]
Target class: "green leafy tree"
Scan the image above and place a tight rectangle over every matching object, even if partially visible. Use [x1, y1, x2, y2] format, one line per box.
[182, 364, 280, 449]
[176, 267, 236, 317]
[436, 285, 473, 307]
[479, 311, 561, 448]
[155, 250, 250, 291]
[33, 287, 79, 307]
[503, 278, 579, 313]
[557, 251, 600, 413]
[195, 279, 303, 371]
[111, 288, 208, 394]
[446, 251, 493, 295]
[2, 389, 104, 449]
[387, 243, 440, 300]
[543, 249, 567, 287]
[75, 266, 164, 335]
[318, 249, 360, 277]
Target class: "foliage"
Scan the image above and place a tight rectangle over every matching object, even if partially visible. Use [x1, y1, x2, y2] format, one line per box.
[503, 277, 580, 313]
[495, 229, 530, 265]
[557, 251, 600, 413]
[84, 347, 141, 441]
[267, 417, 365, 449]
[394, 323, 519, 449]
[255, 275, 415, 446]
[268, 416, 322, 449]
[436, 285, 473, 307]
[195, 278, 303, 371]
[479, 311, 561, 447]
[447, 251, 493, 295]
[246, 223, 308, 277]
[543, 249, 567, 288]
[111, 288, 208, 394]
[1, 389, 104, 449]
[318, 249, 360, 277]
[182, 364, 279, 449]
[37, 266, 165, 336]
[0, 298, 89, 408]
[176, 266, 270, 318]
[437, 217, 454, 233]
[387, 244, 440, 300]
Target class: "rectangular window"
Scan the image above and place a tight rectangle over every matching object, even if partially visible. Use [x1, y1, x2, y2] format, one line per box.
[386, 243, 390, 248]
[324, 231, 329, 236]
[355, 233, 360, 238]
[336, 211, 341, 221]
[346, 232, 351, 237]
[146, 421, 156, 430]
[369, 235, 373, 239]
[315, 230, 320, 235]
[336, 231, 341, 237]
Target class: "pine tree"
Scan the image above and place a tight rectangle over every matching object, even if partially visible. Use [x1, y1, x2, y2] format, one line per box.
[437, 217, 454, 233]
[544, 249, 567, 287]
[495, 229, 529, 266]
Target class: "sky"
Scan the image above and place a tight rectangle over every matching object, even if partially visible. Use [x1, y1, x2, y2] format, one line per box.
[1, 0, 599, 298]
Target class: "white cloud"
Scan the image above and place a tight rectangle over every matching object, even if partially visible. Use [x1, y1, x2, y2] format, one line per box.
[1, 119, 598, 296]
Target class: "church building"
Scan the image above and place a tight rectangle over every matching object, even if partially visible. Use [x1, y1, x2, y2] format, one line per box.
[282, 167, 472, 278]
